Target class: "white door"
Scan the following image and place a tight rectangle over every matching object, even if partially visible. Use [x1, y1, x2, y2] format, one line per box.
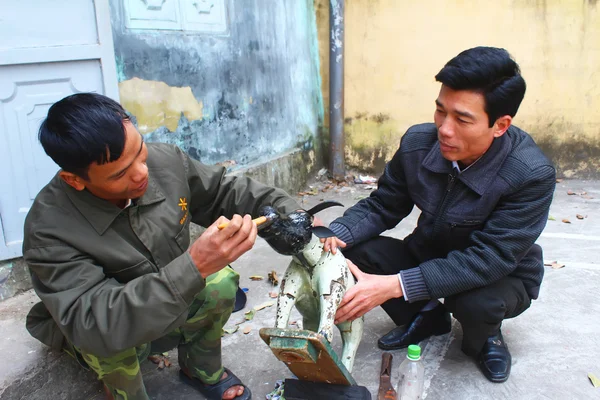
[0, 0, 119, 260]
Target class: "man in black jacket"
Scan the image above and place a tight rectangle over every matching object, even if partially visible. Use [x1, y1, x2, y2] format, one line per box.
[324, 47, 555, 383]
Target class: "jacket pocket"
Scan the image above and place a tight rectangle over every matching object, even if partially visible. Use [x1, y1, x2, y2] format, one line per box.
[109, 259, 155, 283]
[445, 219, 484, 251]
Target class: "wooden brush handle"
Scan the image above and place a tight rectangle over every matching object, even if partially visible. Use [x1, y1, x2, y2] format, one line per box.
[217, 216, 267, 230]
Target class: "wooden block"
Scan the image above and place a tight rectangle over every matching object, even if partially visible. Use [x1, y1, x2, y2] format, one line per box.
[283, 379, 372, 400]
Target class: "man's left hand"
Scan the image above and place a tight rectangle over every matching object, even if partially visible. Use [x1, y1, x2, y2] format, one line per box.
[335, 260, 403, 324]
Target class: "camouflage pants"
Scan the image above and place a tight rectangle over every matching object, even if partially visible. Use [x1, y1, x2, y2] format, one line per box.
[65, 267, 239, 400]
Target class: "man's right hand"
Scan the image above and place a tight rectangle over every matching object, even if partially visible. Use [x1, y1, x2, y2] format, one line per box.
[321, 236, 346, 254]
[188, 214, 258, 278]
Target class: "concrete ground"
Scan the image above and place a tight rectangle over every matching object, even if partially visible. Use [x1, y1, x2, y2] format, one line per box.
[1, 177, 599, 399]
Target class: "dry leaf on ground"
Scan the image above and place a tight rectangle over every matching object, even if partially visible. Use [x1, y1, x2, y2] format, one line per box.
[576, 214, 586, 220]
[244, 309, 255, 321]
[254, 301, 275, 311]
[223, 326, 239, 335]
[562, 219, 571, 224]
[268, 271, 279, 286]
[544, 261, 565, 269]
[148, 354, 171, 369]
[243, 326, 252, 334]
[249, 275, 264, 281]
[588, 372, 600, 388]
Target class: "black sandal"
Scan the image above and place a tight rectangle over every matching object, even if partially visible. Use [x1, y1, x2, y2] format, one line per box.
[179, 368, 252, 400]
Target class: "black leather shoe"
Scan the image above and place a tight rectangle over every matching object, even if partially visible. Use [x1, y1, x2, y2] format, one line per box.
[377, 303, 451, 350]
[478, 330, 511, 383]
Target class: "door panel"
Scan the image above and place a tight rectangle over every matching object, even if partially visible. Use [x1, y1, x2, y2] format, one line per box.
[0, 0, 118, 260]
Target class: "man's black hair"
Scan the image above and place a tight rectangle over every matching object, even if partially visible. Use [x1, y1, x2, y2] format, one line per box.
[39, 93, 130, 180]
[435, 47, 526, 127]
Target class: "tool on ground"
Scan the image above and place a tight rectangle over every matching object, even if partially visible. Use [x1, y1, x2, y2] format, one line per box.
[378, 352, 397, 400]
[217, 215, 268, 230]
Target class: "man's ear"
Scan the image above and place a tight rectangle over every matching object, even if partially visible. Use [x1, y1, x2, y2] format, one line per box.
[493, 115, 512, 138]
[59, 171, 86, 191]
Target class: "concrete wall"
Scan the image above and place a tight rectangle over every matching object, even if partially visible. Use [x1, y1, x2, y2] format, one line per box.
[0, 1, 325, 302]
[110, 0, 324, 191]
[316, 0, 600, 177]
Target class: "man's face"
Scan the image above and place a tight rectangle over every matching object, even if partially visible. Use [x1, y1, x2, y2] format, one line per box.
[434, 85, 510, 166]
[83, 121, 149, 205]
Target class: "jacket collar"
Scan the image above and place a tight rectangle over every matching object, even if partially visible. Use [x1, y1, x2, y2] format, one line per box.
[422, 131, 512, 196]
[63, 172, 166, 235]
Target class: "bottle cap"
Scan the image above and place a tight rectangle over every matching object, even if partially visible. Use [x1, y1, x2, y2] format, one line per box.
[407, 344, 421, 360]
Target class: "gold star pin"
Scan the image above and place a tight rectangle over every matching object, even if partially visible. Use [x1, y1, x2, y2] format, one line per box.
[178, 197, 187, 211]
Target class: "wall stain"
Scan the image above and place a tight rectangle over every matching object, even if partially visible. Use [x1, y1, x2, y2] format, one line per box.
[344, 112, 400, 173]
[119, 78, 204, 133]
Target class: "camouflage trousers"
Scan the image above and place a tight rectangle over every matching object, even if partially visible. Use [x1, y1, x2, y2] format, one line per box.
[64, 267, 239, 400]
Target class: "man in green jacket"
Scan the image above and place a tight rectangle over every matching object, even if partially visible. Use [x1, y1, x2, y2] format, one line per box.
[24, 93, 300, 400]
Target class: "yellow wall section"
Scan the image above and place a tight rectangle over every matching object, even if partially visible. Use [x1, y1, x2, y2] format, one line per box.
[316, 0, 600, 174]
[119, 78, 204, 134]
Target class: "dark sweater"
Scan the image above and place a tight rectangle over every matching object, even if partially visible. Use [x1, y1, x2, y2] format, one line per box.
[330, 123, 556, 302]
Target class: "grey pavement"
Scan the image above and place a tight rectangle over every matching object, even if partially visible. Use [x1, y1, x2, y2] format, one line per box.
[1, 178, 599, 399]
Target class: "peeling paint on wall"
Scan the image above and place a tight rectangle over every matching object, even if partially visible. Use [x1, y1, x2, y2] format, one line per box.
[119, 78, 204, 133]
[109, 0, 324, 170]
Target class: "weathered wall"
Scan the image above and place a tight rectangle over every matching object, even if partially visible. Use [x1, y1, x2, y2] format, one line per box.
[0, 1, 325, 302]
[110, 0, 324, 185]
[316, 0, 600, 177]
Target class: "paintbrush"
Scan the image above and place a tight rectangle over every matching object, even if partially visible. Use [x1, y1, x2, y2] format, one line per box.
[217, 216, 268, 230]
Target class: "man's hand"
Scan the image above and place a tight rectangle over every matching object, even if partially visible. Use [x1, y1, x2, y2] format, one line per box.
[335, 260, 403, 324]
[188, 214, 257, 278]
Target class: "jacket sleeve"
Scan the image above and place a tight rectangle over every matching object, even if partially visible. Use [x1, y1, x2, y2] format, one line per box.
[401, 164, 556, 301]
[25, 245, 205, 358]
[177, 148, 301, 225]
[329, 146, 415, 247]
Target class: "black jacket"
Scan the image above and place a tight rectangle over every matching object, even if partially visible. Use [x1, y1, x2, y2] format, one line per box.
[330, 123, 556, 302]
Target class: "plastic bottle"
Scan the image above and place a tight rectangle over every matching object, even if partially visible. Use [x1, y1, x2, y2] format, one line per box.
[397, 344, 425, 400]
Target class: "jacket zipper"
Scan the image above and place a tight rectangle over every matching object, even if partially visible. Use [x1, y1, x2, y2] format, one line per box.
[432, 170, 459, 237]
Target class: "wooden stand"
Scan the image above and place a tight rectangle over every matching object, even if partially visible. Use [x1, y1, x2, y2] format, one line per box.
[259, 327, 356, 385]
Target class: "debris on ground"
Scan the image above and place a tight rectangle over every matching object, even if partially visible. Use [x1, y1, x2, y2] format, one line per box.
[567, 189, 587, 196]
[544, 261, 565, 269]
[249, 275, 264, 281]
[589, 372, 600, 388]
[556, 178, 564, 183]
[268, 270, 279, 286]
[245, 309, 256, 321]
[243, 326, 252, 334]
[562, 218, 571, 224]
[254, 301, 275, 311]
[548, 215, 556, 221]
[298, 187, 319, 196]
[354, 175, 377, 184]
[223, 326, 239, 335]
[269, 292, 278, 298]
[576, 214, 586, 219]
[148, 354, 172, 369]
